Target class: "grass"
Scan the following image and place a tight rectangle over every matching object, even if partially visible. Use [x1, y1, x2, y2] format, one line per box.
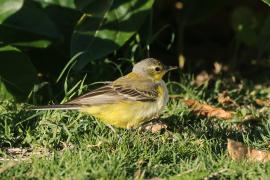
[0, 73, 270, 179]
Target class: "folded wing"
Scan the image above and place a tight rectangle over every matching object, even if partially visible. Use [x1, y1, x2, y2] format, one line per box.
[66, 81, 158, 106]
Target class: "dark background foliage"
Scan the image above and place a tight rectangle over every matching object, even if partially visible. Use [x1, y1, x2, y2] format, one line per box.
[0, 0, 269, 103]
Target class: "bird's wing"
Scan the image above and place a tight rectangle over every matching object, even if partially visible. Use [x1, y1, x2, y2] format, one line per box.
[66, 76, 158, 106]
[65, 84, 121, 105]
[112, 84, 157, 102]
[112, 72, 159, 101]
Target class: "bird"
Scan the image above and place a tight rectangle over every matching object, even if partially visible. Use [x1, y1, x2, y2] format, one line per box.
[32, 58, 177, 129]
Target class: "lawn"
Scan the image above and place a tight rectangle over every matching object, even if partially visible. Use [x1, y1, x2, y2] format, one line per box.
[0, 74, 270, 179]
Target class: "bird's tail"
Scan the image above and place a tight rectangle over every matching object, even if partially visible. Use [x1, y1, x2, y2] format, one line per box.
[29, 104, 81, 110]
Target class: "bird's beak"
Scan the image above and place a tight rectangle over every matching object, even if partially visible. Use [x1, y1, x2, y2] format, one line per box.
[165, 66, 178, 72]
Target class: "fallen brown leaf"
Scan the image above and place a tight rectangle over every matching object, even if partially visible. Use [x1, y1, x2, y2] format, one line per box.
[227, 139, 248, 161]
[227, 139, 270, 163]
[184, 99, 233, 120]
[1, 147, 49, 162]
[255, 99, 270, 107]
[6, 148, 28, 156]
[141, 121, 167, 133]
[217, 91, 237, 106]
[60, 141, 75, 150]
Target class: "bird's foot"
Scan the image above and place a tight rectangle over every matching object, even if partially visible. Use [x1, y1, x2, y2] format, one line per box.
[106, 124, 116, 133]
[138, 119, 167, 133]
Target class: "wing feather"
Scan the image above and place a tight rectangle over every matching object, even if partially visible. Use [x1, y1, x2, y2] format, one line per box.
[113, 84, 157, 101]
[66, 81, 158, 106]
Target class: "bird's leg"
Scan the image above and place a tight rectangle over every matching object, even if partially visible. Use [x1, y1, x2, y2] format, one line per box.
[106, 124, 116, 133]
[138, 118, 167, 133]
[106, 124, 124, 141]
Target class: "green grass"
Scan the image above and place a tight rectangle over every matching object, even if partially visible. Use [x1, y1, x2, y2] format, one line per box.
[0, 74, 270, 179]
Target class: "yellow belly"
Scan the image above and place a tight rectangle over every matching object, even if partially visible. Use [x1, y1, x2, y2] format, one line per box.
[80, 101, 158, 129]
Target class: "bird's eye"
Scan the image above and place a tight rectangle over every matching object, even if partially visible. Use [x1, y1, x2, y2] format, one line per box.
[155, 67, 161, 72]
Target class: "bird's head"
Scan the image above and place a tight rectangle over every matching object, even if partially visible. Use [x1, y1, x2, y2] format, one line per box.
[132, 58, 177, 81]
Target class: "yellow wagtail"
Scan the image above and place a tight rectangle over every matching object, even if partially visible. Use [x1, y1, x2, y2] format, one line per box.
[33, 58, 177, 129]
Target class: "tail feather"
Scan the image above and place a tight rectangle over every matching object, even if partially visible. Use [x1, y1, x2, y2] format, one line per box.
[29, 104, 82, 110]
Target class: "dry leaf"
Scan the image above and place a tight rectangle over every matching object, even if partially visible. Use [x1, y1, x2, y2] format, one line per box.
[217, 91, 237, 106]
[255, 99, 270, 107]
[60, 141, 75, 150]
[6, 148, 28, 156]
[184, 99, 233, 120]
[141, 121, 167, 133]
[227, 139, 270, 163]
[227, 139, 248, 161]
[1, 147, 49, 162]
